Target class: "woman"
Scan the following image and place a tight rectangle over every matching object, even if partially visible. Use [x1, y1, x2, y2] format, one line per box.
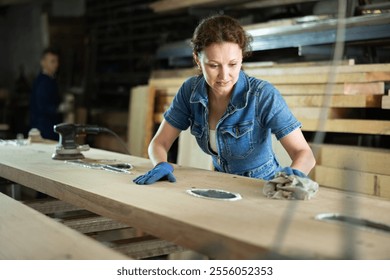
[134, 15, 316, 185]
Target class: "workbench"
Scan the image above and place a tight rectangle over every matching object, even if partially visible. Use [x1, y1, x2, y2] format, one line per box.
[0, 143, 389, 259]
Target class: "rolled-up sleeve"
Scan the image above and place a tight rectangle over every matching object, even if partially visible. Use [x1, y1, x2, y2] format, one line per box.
[257, 82, 301, 140]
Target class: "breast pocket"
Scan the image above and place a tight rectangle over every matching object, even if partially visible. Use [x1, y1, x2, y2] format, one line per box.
[221, 121, 255, 159]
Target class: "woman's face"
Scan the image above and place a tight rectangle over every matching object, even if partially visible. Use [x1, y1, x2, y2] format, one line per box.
[194, 42, 242, 96]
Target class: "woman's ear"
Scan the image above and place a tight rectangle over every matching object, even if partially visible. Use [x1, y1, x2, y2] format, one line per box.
[193, 52, 200, 69]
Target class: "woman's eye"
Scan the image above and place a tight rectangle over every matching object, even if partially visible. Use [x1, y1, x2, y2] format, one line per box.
[209, 64, 218, 68]
[229, 63, 237, 67]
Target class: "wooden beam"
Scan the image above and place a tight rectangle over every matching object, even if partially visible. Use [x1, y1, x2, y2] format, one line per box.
[382, 95, 390, 109]
[243, 59, 355, 69]
[0, 193, 129, 260]
[290, 108, 352, 120]
[128, 85, 151, 157]
[314, 165, 390, 199]
[276, 83, 385, 95]
[300, 119, 390, 135]
[244, 63, 390, 76]
[25, 199, 82, 214]
[313, 144, 390, 176]
[63, 216, 130, 234]
[284, 95, 382, 108]
[344, 82, 384, 95]
[112, 237, 184, 259]
[253, 72, 390, 84]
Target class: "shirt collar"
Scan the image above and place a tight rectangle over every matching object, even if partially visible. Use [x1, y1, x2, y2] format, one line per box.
[190, 70, 249, 110]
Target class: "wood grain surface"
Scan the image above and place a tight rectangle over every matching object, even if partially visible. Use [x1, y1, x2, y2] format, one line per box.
[1, 143, 389, 259]
[0, 192, 129, 260]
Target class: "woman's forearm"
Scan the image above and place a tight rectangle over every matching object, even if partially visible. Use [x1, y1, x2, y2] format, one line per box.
[290, 149, 316, 175]
[148, 139, 169, 166]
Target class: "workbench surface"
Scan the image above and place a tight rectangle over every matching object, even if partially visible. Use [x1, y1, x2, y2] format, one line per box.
[1, 143, 389, 259]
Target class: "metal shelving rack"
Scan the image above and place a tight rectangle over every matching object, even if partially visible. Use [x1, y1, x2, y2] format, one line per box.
[85, 0, 198, 109]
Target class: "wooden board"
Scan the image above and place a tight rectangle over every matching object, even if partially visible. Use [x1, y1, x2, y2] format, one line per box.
[252, 72, 390, 84]
[300, 119, 390, 135]
[382, 95, 390, 109]
[290, 108, 352, 120]
[314, 165, 390, 199]
[244, 63, 390, 76]
[284, 95, 382, 108]
[344, 82, 384, 95]
[128, 85, 152, 157]
[0, 143, 389, 259]
[0, 192, 129, 260]
[313, 144, 390, 176]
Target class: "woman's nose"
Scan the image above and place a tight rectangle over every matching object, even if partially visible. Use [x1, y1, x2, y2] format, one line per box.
[218, 66, 229, 80]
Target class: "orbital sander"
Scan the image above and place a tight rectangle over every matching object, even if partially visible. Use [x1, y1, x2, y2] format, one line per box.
[52, 123, 110, 160]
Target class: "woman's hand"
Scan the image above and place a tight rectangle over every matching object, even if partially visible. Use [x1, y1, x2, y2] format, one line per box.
[133, 162, 176, 185]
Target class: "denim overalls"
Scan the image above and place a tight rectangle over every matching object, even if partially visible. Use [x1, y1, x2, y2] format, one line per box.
[164, 71, 301, 180]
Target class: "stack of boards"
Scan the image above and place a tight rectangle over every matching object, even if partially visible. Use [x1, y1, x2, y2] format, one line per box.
[129, 60, 390, 198]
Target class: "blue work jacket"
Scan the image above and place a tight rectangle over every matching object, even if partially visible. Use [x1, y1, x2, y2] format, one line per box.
[30, 72, 61, 140]
[164, 71, 301, 180]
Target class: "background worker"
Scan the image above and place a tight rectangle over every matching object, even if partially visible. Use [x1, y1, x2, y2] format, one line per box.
[29, 47, 62, 140]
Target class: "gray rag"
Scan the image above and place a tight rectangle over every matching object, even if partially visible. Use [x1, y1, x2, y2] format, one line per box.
[263, 172, 319, 200]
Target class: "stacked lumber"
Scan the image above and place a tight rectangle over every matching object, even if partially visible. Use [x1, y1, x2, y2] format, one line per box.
[312, 144, 390, 199]
[243, 62, 390, 135]
[149, 62, 390, 136]
[133, 61, 390, 197]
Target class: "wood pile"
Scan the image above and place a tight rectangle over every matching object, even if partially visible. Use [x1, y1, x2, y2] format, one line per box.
[312, 144, 390, 199]
[131, 61, 390, 198]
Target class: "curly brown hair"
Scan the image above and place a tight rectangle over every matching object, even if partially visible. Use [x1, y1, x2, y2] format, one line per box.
[191, 15, 252, 58]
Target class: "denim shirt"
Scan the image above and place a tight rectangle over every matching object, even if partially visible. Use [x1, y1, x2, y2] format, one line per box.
[164, 70, 301, 180]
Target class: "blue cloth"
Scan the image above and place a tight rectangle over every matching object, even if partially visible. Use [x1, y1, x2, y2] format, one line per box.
[164, 71, 301, 180]
[133, 162, 176, 185]
[29, 72, 61, 140]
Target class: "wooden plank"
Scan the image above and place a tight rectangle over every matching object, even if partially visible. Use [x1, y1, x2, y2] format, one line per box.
[382, 95, 390, 109]
[149, 77, 187, 89]
[284, 95, 382, 108]
[314, 165, 390, 199]
[25, 198, 82, 214]
[290, 108, 352, 120]
[63, 216, 130, 234]
[276, 84, 345, 95]
[244, 63, 390, 76]
[313, 144, 390, 176]
[243, 59, 355, 69]
[128, 85, 151, 157]
[112, 237, 184, 259]
[253, 72, 390, 84]
[344, 82, 384, 95]
[0, 192, 129, 260]
[301, 119, 390, 135]
[0, 124, 9, 131]
[1, 143, 390, 259]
